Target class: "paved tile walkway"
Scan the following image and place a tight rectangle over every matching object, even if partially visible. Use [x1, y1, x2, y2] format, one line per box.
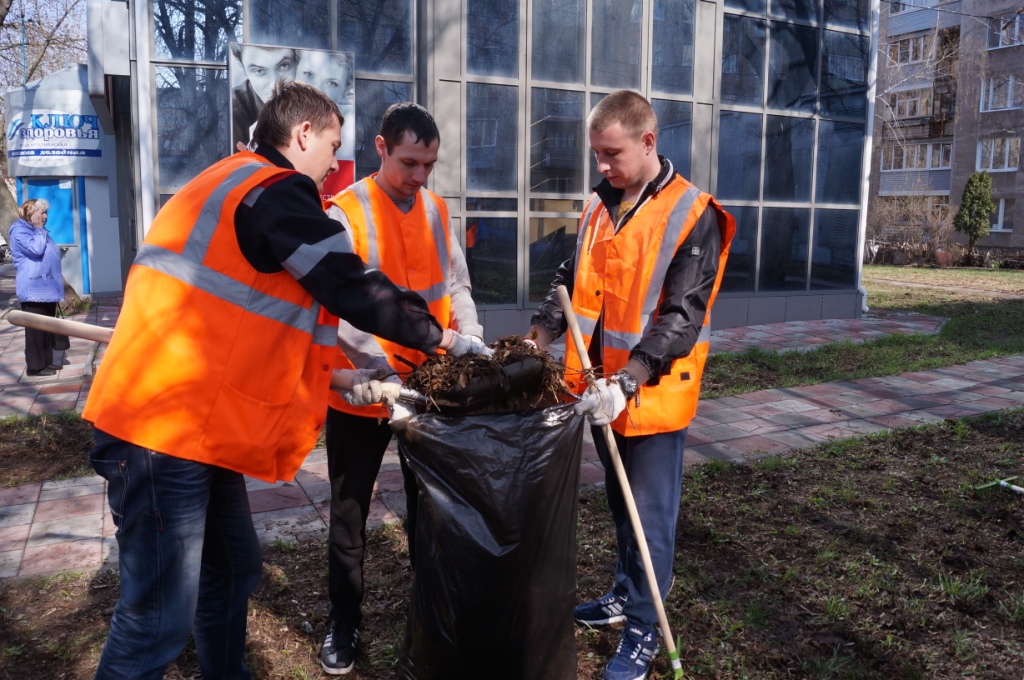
[6, 260, 1002, 579]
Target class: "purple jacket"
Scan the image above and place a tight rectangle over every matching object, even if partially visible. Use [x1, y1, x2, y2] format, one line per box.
[9, 218, 65, 303]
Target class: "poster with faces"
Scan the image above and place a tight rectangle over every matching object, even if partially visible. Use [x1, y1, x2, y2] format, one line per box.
[228, 42, 356, 194]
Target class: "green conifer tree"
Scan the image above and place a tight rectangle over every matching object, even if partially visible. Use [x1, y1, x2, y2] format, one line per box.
[953, 171, 996, 264]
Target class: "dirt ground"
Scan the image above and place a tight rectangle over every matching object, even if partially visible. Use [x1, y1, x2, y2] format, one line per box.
[1, 408, 1022, 679]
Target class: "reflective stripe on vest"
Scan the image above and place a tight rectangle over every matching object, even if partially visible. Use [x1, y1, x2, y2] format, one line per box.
[134, 161, 335, 347]
[572, 186, 705, 352]
[348, 181, 450, 303]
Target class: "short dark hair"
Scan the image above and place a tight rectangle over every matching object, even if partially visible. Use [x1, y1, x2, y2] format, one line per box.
[252, 80, 344, 149]
[588, 90, 658, 141]
[379, 102, 439, 153]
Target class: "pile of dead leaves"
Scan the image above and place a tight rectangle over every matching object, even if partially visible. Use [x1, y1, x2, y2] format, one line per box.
[405, 335, 568, 414]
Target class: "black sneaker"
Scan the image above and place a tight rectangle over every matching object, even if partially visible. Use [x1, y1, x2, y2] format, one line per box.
[603, 625, 659, 680]
[574, 589, 628, 626]
[320, 621, 358, 675]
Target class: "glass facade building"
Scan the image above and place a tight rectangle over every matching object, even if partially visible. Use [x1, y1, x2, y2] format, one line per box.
[88, 0, 878, 335]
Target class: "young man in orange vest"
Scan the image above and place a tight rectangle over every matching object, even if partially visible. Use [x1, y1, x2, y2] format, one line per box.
[318, 102, 488, 675]
[527, 90, 735, 680]
[83, 82, 486, 680]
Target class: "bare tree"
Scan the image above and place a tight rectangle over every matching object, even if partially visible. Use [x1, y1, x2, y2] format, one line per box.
[0, 0, 86, 248]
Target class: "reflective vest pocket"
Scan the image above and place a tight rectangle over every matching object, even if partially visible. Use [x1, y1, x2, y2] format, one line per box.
[198, 382, 302, 481]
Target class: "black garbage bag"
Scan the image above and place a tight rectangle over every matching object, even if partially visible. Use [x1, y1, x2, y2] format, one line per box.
[395, 403, 584, 680]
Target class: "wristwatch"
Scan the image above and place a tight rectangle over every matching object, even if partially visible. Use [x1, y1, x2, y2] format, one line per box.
[613, 371, 640, 400]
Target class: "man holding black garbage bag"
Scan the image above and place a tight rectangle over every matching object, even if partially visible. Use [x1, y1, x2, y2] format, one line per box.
[528, 90, 734, 680]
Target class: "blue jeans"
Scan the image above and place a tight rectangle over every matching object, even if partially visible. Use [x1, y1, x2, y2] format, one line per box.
[591, 426, 687, 629]
[90, 429, 262, 679]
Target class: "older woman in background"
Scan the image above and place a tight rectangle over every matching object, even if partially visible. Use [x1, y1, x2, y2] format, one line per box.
[9, 198, 65, 376]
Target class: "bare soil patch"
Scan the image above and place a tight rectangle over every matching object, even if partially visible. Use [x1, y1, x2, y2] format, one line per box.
[0, 412, 93, 487]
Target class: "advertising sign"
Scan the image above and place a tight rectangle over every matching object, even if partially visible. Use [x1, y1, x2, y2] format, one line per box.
[229, 42, 355, 197]
[5, 88, 112, 177]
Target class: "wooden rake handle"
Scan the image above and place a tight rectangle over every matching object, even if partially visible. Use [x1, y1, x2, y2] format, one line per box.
[556, 286, 684, 677]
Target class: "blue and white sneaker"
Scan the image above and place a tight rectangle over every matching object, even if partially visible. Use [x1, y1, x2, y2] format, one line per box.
[603, 625, 659, 680]
[574, 589, 628, 626]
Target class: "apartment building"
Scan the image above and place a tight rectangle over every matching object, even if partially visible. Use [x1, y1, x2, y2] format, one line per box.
[870, 0, 1024, 253]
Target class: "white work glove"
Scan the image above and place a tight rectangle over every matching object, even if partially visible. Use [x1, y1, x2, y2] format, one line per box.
[440, 328, 495, 357]
[388, 397, 417, 430]
[574, 378, 627, 426]
[347, 371, 402, 406]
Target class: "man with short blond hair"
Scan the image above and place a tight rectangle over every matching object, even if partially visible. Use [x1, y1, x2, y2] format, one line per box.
[528, 90, 735, 680]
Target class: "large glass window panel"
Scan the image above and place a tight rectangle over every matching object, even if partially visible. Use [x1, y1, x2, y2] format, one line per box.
[529, 217, 577, 302]
[725, 0, 767, 11]
[468, 197, 518, 211]
[763, 116, 813, 201]
[467, 0, 518, 77]
[821, 31, 868, 118]
[532, 0, 585, 84]
[722, 15, 766, 106]
[154, 0, 240, 62]
[652, 99, 692, 179]
[531, 199, 584, 211]
[530, 88, 584, 194]
[592, 0, 641, 88]
[466, 217, 517, 304]
[770, 0, 817, 22]
[768, 22, 819, 113]
[353, 79, 411, 180]
[339, 0, 412, 75]
[156, 67, 229, 190]
[250, 0, 330, 50]
[467, 83, 518, 191]
[720, 204, 757, 293]
[652, 0, 696, 95]
[824, 0, 869, 31]
[810, 209, 858, 290]
[588, 92, 606, 189]
[759, 207, 810, 292]
[717, 111, 762, 201]
[816, 120, 864, 204]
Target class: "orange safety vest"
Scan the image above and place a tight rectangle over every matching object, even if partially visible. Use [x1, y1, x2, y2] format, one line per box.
[326, 177, 452, 418]
[564, 175, 735, 436]
[83, 151, 341, 482]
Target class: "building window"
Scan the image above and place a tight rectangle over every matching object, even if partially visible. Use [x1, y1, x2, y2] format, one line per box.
[980, 75, 1024, 111]
[890, 0, 936, 13]
[990, 199, 1016, 231]
[988, 15, 1024, 49]
[888, 35, 930, 65]
[977, 137, 1021, 171]
[889, 89, 931, 119]
[930, 142, 951, 168]
[880, 142, 950, 171]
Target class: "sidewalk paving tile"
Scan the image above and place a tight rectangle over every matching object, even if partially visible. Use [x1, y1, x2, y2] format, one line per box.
[27, 514, 103, 547]
[39, 478, 105, 502]
[248, 484, 310, 513]
[0, 550, 22, 578]
[0, 503, 35, 529]
[0, 482, 41, 507]
[0, 524, 30, 552]
[33, 493, 104, 523]
[20, 538, 104, 577]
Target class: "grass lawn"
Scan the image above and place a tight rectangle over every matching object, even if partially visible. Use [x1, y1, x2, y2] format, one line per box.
[702, 265, 1024, 399]
[862, 265, 1024, 294]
